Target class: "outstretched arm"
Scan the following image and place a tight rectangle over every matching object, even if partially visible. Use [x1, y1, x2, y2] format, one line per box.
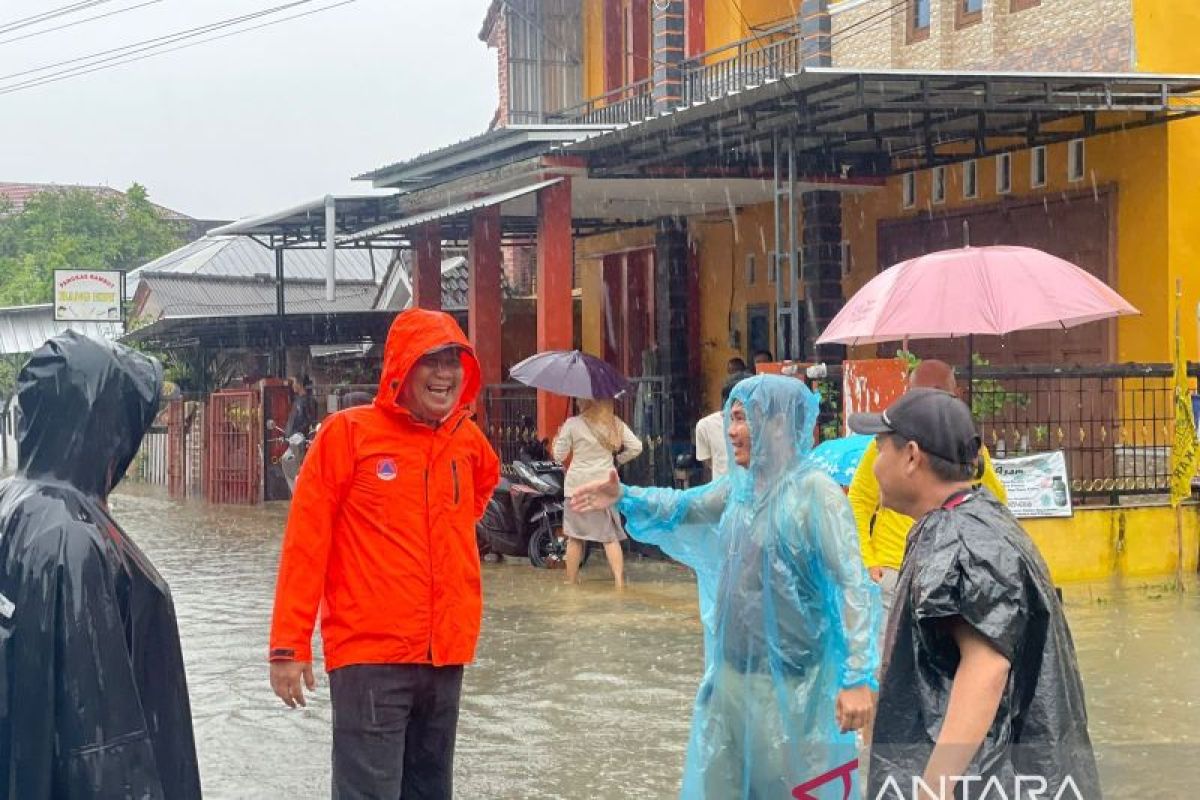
[571, 470, 729, 576]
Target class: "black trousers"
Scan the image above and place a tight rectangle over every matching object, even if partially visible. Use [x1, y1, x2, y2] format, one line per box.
[329, 664, 464, 800]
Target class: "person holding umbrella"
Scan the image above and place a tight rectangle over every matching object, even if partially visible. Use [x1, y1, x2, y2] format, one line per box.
[553, 399, 643, 586]
[510, 349, 642, 587]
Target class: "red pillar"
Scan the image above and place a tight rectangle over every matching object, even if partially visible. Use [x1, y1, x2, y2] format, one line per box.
[468, 206, 503, 428]
[536, 178, 573, 439]
[411, 223, 442, 310]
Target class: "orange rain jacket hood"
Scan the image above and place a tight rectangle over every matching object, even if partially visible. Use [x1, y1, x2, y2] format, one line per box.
[270, 309, 500, 670]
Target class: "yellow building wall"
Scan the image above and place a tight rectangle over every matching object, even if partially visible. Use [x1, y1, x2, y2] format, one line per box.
[1025, 503, 1200, 583]
[691, 204, 783, 411]
[1133, 0, 1200, 363]
[582, 0, 605, 100]
[841, 127, 1177, 362]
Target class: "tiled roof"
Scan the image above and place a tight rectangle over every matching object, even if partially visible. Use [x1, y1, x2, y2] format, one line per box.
[0, 181, 192, 220]
[374, 255, 514, 312]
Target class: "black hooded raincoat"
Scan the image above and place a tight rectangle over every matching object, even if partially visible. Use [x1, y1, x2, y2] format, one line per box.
[0, 332, 201, 799]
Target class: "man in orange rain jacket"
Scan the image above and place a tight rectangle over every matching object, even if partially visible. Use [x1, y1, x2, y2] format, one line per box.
[268, 308, 500, 799]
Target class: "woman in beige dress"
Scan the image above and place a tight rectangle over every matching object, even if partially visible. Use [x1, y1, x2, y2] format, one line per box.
[552, 399, 643, 586]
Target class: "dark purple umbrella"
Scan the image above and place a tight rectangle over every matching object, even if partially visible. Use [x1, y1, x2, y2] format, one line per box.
[509, 350, 630, 400]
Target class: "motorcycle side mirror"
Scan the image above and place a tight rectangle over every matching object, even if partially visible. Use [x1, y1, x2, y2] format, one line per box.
[266, 418, 276, 430]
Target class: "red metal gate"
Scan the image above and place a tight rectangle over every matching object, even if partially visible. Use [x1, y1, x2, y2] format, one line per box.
[205, 390, 261, 505]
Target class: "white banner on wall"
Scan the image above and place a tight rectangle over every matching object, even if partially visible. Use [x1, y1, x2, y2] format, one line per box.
[993, 450, 1074, 518]
[53, 270, 124, 322]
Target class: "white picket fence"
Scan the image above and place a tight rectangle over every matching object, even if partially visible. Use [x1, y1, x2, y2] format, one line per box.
[135, 432, 170, 486]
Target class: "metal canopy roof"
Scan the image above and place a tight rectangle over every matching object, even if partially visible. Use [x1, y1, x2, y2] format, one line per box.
[355, 125, 614, 190]
[0, 304, 121, 356]
[208, 193, 400, 248]
[123, 310, 399, 351]
[566, 67, 1200, 178]
[135, 274, 379, 319]
[337, 179, 563, 245]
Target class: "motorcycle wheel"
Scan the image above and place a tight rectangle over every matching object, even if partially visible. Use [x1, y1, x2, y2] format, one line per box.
[528, 520, 591, 569]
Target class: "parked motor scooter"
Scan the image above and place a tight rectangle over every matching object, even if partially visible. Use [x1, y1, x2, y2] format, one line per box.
[476, 455, 591, 569]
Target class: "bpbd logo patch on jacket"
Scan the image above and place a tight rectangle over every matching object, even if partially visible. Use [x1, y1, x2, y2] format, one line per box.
[376, 458, 398, 481]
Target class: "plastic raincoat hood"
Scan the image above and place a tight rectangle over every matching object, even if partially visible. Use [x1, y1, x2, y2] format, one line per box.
[0, 332, 201, 799]
[617, 375, 880, 799]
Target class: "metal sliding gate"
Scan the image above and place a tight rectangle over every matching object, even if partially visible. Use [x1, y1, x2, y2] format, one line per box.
[205, 390, 261, 505]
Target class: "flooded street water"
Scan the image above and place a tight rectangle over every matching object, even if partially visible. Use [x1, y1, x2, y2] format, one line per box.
[109, 484, 1200, 799]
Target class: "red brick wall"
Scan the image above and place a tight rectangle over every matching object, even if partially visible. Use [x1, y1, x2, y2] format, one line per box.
[488, 11, 510, 127]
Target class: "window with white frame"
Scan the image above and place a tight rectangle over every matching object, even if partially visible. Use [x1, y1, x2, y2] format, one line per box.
[963, 160, 978, 199]
[1068, 139, 1086, 182]
[902, 172, 916, 208]
[1031, 146, 1047, 188]
[932, 166, 947, 204]
[996, 152, 1012, 194]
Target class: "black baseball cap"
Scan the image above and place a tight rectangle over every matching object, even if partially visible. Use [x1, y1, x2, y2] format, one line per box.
[848, 387, 982, 466]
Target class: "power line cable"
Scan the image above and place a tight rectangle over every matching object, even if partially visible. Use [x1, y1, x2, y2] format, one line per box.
[830, 0, 910, 49]
[0, 0, 166, 48]
[831, 0, 908, 43]
[0, 0, 357, 97]
[0, 0, 324, 84]
[0, 1, 120, 35]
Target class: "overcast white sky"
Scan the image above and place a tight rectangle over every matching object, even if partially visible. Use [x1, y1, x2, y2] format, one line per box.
[0, 0, 497, 221]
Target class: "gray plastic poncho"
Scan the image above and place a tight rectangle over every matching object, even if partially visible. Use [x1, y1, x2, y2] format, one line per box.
[617, 375, 881, 799]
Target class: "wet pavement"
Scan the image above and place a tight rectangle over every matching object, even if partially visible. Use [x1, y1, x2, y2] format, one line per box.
[107, 484, 1200, 798]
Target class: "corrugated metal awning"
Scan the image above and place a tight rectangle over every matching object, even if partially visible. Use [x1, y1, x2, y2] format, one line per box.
[336, 179, 562, 245]
[0, 305, 122, 356]
[206, 193, 399, 246]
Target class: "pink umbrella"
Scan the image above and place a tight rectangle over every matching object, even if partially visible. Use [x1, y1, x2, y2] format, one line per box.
[817, 245, 1138, 347]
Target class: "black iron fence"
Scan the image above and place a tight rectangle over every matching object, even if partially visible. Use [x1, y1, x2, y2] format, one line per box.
[551, 22, 804, 125]
[479, 383, 540, 471]
[474, 363, 1200, 505]
[549, 78, 654, 125]
[615, 376, 673, 488]
[683, 22, 804, 104]
[481, 377, 673, 487]
[965, 363, 1198, 504]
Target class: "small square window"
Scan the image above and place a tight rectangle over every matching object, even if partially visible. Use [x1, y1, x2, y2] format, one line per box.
[996, 153, 1012, 194]
[963, 160, 979, 199]
[957, 0, 983, 28]
[902, 173, 916, 208]
[932, 166, 947, 205]
[746, 253, 756, 285]
[1031, 146, 1047, 188]
[1068, 139, 1086, 182]
[909, 0, 931, 43]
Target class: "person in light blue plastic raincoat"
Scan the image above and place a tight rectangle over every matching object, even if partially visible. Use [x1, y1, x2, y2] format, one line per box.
[571, 375, 881, 799]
